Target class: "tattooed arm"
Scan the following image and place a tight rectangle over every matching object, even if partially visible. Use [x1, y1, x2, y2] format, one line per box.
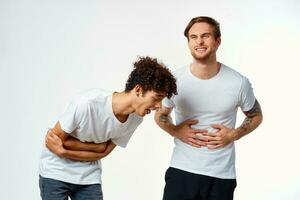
[232, 99, 263, 140]
[205, 99, 263, 149]
[154, 106, 175, 134]
[155, 106, 209, 148]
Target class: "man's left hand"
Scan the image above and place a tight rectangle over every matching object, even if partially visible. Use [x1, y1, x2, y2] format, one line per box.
[201, 124, 236, 149]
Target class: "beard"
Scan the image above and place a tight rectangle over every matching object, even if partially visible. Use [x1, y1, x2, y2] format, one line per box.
[190, 46, 219, 62]
[191, 50, 211, 61]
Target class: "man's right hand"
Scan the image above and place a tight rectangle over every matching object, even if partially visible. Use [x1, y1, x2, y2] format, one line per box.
[45, 129, 65, 157]
[172, 119, 209, 148]
[92, 141, 108, 153]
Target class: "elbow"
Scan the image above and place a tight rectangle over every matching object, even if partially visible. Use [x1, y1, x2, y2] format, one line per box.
[260, 115, 263, 124]
[255, 113, 263, 128]
[95, 153, 105, 160]
[258, 113, 263, 124]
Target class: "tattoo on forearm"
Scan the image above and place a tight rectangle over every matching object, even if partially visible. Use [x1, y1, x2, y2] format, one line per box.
[159, 115, 172, 123]
[239, 117, 253, 132]
[239, 99, 262, 132]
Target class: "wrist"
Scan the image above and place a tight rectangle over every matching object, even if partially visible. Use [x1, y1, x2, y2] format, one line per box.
[95, 143, 107, 153]
[169, 125, 178, 137]
[230, 129, 238, 141]
[58, 147, 67, 158]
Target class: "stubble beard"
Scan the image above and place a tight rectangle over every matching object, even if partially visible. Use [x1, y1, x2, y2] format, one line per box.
[191, 50, 211, 62]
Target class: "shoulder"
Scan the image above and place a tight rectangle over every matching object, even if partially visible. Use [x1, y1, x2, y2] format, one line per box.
[221, 64, 250, 84]
[172, 65, 189, 78]
[72, 88, 112, 112]
[221, 64, 254, 97]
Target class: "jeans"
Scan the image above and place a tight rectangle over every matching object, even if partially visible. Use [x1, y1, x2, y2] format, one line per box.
[39, 175, 103, 200]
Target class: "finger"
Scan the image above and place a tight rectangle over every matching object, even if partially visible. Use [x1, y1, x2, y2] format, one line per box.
[181, 138, 201, 148]
[209, 136, 222, 141]
[47, 132, 57, 141]
[47, 128, 55, 135]
[48, 129, 61, 140]
[207, 140, 221, 145]
[189, 138, 208, 146]
[52, 133, 60, 140]
[47, 133, 57, 141]
[202, 132, 220, 140]
[191, 129, 208, 134]
[185, 119, 199, 125]
[46, 130, 52, 139]
[47, 133, 60, 143]
[193, 135, 209, 142]
[211, 124, 225, 129]
[205, 134, 221, 139]
[47, 130, 61, 140]
[208, 144, 223, 149]
[187, 141, 202, 148]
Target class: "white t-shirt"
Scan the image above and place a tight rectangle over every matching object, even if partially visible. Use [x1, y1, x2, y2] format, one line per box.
[39, 88, 143, 184]
[163, 64, 255, 179]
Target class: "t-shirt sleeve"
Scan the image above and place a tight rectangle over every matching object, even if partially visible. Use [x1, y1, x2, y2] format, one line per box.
[111, 132, 134, 148]
[238, 77, 256, 112]
[111, 118, 143, 148]
[162, 96, 175, 108]
[58, 98, 88, 134]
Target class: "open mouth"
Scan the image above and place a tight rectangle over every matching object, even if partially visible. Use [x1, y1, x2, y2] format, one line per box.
[195, 47, 207, 52]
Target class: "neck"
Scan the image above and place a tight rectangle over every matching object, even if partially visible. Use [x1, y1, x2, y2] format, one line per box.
[112, 91, 135, 122]
[191, 55, 220, 79]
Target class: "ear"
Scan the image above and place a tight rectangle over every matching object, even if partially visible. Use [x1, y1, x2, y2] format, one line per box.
[133, 85, 143, 97]
[216, 37, 221, 46]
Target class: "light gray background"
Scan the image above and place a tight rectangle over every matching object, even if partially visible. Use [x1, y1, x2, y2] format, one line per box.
[1, 0, 299, 199]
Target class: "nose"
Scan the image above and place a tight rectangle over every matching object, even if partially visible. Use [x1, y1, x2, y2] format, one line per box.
[196, 37, 204, 44]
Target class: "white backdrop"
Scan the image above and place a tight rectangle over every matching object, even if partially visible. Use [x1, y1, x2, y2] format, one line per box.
[1, 0, 300, 199]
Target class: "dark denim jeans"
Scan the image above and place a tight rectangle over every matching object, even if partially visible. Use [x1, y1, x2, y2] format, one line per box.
[39, 175, 103, 200]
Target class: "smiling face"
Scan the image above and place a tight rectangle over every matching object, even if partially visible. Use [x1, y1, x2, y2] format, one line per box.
[134, 90, 167, 117]
[188, 22, 221, 61]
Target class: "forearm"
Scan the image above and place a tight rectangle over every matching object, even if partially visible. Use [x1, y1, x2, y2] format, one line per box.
[48, 139, 115, 162]
[63, 137, 107, 153]
[233, 99, 263, 141]
[60, 149, 105, 161]
[61, 141, 115, 161]
[98, 140, 116, 159]
[233, 114, 262, 140]
[154, 112, 176, 136]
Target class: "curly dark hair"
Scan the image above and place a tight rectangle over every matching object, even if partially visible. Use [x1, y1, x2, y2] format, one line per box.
[125, 56, 177, 98]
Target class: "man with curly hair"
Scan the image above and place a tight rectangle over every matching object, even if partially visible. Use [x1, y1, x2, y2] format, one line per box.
[39, 56, 177, 200]
[155, 16, 263, 200]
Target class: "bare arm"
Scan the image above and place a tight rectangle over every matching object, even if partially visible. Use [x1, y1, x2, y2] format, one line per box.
[154, 106, 176, 135]
[45, 122, 115, 161]
[96, 140, 116, 159]
[60, 140, 116, 161]
[154, 106, 208, 148]
[233, 99, 263, 140]
[46, 130, 116, 161]
[51, 122, 108, 153]
[63, 138, 107, 153]
[205, 99, 263, 149]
